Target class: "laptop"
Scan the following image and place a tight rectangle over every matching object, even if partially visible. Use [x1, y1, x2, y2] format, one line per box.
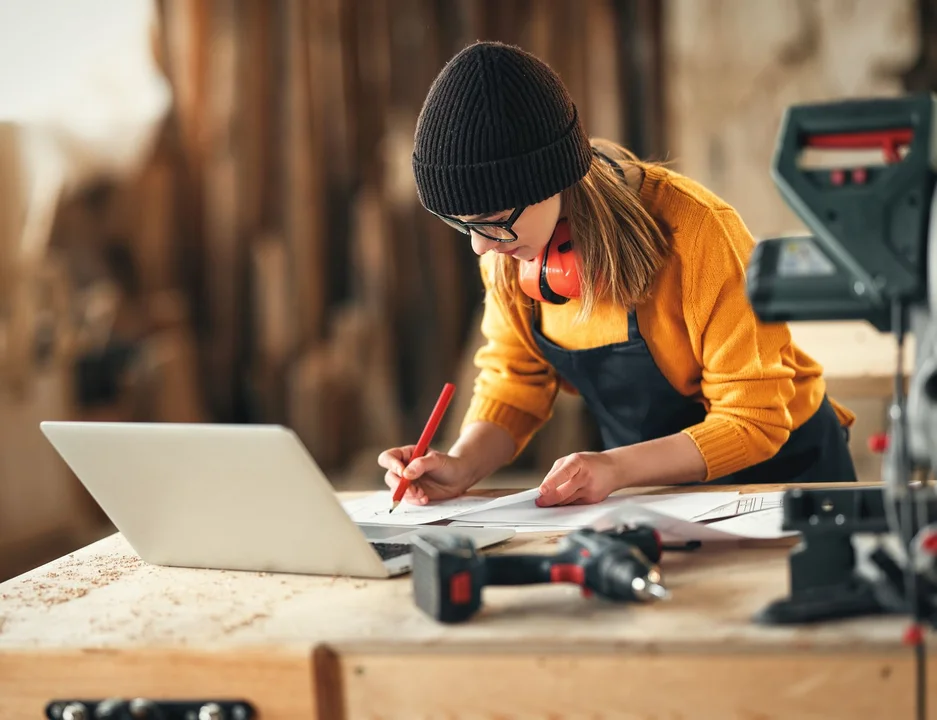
[39, 421, 514, 578]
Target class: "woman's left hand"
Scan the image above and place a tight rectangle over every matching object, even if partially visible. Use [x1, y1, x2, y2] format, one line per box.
[535, 451, 622, 506]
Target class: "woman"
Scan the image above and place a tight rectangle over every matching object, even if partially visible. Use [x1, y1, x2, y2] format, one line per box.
[379, 40, 857, 508]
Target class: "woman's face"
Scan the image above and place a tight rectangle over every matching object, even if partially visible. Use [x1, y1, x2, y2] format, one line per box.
[457, 193, 561, 262]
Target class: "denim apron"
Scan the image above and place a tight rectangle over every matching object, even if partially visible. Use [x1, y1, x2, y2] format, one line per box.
[531, 307, 857, 484]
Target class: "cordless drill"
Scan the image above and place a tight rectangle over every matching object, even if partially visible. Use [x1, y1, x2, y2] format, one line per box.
[411, 525, 671, 623]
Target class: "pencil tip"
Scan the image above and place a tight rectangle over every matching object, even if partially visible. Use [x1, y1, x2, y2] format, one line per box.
[389, 500, 400, 514]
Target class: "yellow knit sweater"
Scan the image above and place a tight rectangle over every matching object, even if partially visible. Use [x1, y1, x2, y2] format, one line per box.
[462, 164, 855, 481]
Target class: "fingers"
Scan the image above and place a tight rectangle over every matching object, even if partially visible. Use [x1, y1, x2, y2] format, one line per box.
[378, 447, 426, 504]
[379, 448, 452, 507]
[383, 471, 428, 504]
[377, 445, 417, 475]
[563, 491, 592, 506]
[536, 455, 585, 507]
[403, 450, 447, 481]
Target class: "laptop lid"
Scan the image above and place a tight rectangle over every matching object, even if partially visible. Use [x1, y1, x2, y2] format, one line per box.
[40, 421, 392, 578]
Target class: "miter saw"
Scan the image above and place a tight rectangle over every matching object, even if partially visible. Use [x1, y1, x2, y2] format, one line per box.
[747, 92, 937, 718]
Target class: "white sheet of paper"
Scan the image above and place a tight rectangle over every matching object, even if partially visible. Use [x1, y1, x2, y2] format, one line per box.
[453, 488, 640, 527]
[341, 491, 501, 526]
[452, 489, 744, 529]
[341, 488, 796, 539]
[701, 496, 797, 539]
[689, 491, 786, 522]
[595, 489, 799, 541]
[448, 521, 573, 534]
[590, 502, 788, 542]
[624, 491, 742, 521]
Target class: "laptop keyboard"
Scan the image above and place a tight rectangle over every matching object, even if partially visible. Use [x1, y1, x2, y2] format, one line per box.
[370, 541, 412, 561]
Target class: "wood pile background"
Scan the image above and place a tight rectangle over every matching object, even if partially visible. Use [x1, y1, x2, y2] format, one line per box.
[55, 0, 663, 480]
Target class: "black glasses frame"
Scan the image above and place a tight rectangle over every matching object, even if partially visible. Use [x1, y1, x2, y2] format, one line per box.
[430, 205, 526, 243]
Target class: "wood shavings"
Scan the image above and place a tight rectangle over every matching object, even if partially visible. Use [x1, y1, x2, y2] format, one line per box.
[8, 582, 91, 607]
[222, 612, 269, 634]
[0, 552, 143, 609]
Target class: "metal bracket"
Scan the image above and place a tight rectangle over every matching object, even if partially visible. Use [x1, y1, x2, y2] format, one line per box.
[45, 698, 255, 720]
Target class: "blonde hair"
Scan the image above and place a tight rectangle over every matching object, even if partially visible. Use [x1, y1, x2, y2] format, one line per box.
[491, 138, 672, 322]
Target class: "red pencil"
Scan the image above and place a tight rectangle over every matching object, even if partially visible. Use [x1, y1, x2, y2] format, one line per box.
[390, 382, 456, 512]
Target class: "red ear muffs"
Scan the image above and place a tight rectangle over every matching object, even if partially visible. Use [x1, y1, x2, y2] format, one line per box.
[517, 219, 581, 304]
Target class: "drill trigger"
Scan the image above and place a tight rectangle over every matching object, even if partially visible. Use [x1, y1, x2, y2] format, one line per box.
[550, 564, 585, 585]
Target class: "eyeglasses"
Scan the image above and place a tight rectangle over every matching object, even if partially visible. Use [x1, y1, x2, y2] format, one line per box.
[430, 206, 526, 243]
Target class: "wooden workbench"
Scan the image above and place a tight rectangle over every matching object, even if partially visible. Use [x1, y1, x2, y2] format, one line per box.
[0, 485, 932, 720]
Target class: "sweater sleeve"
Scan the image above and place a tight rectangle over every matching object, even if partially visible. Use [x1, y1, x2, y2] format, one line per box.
[461, 259, 560, 457]
[680, 207, 797, 480]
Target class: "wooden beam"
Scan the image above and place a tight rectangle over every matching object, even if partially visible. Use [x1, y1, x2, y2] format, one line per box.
[585, 0, 624, 140]
[249, 233, 293, 422]
[614, 0, 665, 159]
[238, 0, 273, 238]
[202, 0, 241, 418]
[281, 0, 327, 348]
[154, 0, 210, 384]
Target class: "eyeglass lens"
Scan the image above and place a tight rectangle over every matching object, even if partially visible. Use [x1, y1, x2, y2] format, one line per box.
[437, 210, 520, 242]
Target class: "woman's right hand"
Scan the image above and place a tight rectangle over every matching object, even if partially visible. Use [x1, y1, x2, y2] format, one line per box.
[376, 445, 476, 505]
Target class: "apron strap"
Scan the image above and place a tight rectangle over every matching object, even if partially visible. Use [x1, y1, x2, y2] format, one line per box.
[627, 309, 640, 340]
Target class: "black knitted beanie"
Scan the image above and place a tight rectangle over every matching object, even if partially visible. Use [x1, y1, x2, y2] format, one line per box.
[412, 41, 593, 217]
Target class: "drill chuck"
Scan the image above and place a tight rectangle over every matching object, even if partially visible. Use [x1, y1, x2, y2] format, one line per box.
[629, 567, 671, 601]
[594, 546, 670, 602]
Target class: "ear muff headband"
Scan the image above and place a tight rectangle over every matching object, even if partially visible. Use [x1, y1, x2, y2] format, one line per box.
[518, 219, 580, 304]
[516, 150, 626, 304]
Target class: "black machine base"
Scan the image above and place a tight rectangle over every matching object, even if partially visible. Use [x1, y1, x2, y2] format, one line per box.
[756, 577, 888, 625]
[755, 486, 937, 627]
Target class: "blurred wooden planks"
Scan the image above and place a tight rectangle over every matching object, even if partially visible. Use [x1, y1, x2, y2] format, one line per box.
[132, 0, 663, 477]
